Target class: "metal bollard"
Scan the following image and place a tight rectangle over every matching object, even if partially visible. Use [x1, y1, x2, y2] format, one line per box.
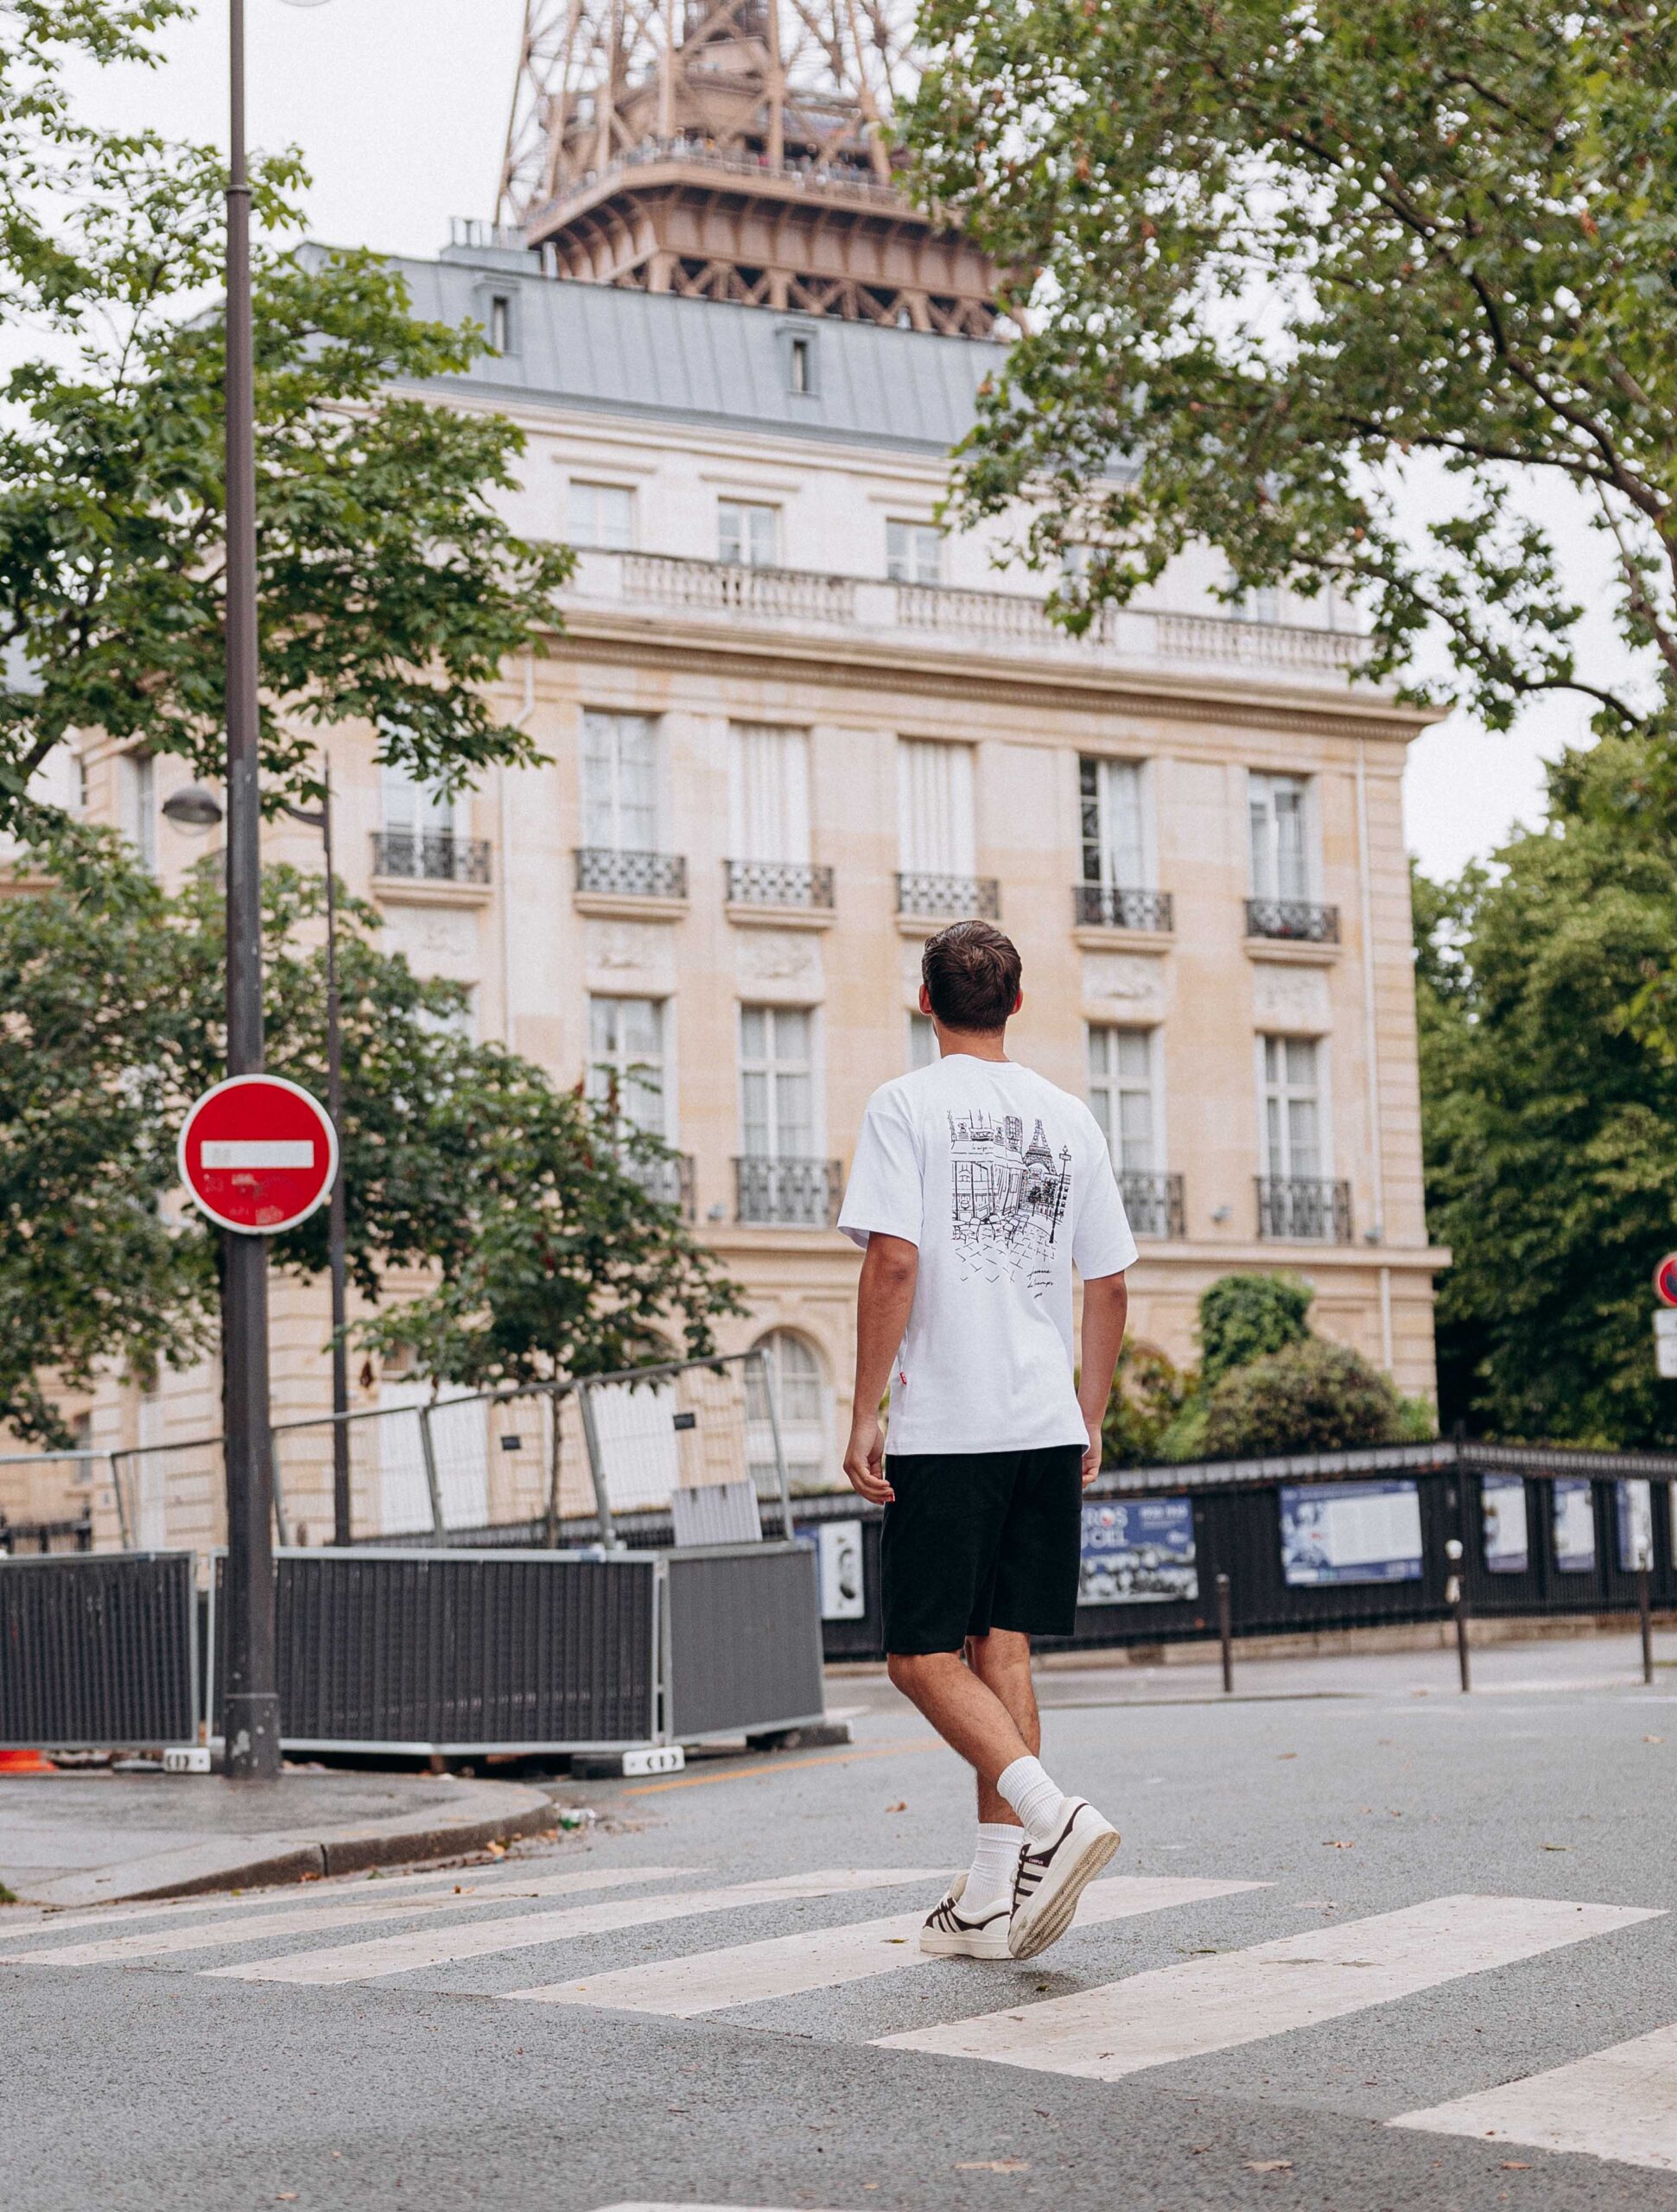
[1445, 1537, 1470, 1693]
[1640, 1549, 1655, 1687]
[1216, 1570, 1233, 1694]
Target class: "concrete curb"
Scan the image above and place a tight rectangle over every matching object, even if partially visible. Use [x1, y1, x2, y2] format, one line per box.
[20, 1782, 557, 1910]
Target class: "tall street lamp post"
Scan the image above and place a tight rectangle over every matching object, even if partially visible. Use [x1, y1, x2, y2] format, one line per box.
[219, 0, 280, 1781]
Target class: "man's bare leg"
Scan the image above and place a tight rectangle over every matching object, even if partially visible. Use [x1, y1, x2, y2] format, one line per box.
[967, 1628, 1038, 1827]
[886, 1649, 1031, 1790]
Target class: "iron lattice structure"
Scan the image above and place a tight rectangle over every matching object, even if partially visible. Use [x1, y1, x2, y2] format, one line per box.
[495, 0, 996, 334]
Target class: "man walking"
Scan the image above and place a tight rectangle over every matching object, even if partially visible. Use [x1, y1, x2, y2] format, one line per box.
[839, 919, 1136, 1962]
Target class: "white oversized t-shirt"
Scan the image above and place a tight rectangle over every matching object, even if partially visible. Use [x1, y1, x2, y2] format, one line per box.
[838, 1055, 1138, 1455]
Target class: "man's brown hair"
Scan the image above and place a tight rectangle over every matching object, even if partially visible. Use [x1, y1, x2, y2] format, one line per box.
[921, 919, 1022, 1033]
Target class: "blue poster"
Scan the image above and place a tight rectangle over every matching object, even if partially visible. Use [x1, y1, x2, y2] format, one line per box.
[1079, 1497, 1197, 1605]
[1280, 1479, 1423, 1587]
[1553, 1477, 1597, 1573]
[1481, 1474, 1529, 1574]
[1617, 1479, 1654, 1573]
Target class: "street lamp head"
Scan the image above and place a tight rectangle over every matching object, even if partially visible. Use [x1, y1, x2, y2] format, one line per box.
[162, 783, 226, 830]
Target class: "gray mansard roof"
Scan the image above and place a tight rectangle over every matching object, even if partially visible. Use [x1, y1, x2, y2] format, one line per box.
[376, 242, 994, 454]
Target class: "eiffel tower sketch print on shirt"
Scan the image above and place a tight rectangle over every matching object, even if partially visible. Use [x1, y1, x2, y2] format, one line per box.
[948, 1109, 1072, 1294]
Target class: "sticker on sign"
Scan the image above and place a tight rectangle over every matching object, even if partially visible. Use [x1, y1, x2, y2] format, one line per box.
[178, 1074, 339, 1236]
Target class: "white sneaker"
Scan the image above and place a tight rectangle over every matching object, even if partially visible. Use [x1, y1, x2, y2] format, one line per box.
[919, 1872, 1013, 1960]
[1007, 1800, 1121, 1961]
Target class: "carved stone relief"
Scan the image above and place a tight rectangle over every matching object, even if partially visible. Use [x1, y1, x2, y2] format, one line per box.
[583, 919, 676, 991]
[1251, 963, 1332, 1033]
[1082, 950, 1170, 1020]
[734, 927, 823, 1000]
[378, 905, 480, 979]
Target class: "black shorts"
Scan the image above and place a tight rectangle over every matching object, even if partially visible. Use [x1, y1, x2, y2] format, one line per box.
[880, 1444, 1085, 1656]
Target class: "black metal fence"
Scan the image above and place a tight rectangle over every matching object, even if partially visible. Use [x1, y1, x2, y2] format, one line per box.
[785, 1439, 1677, 1663]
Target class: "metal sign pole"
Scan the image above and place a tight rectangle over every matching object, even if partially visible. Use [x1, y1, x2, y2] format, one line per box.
[219, 0, 280, 1782]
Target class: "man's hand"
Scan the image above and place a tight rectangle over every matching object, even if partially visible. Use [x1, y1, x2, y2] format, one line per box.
[1081, 1416, 1102, 1489]
[843, 1411, 894, 1505]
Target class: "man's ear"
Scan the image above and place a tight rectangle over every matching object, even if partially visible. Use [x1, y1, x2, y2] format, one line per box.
[1013, 989, 1023, 1016]
[918, 983, 934, 1015]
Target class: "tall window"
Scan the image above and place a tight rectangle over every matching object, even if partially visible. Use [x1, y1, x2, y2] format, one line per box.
[897, 739, 975, 877]
[581, 711, 658, 851]
[1248, 772, 1312, 901]
[588, 995, 670, 1139]
[728, 724, 810, 863]
[907, 1011, 937, 1070]
[380, 760, 455, 842]
[746, 1329, 829, 1492]
[718, 499, 778, 568]
[886, 519, 943, 585]
[118, 752, 156, 874]
[1079, 758, 1147, 888]
[1088, 1026, 1157, 1174]
[569, 480, 634, 551]
[1261, 1034, 1324, 1180]
[740, 1005, 816, 1160]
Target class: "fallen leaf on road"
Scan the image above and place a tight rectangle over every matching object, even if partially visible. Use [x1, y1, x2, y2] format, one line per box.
[1275, 1752, 1297, 1760]
[885, 1801, 906, 1812]
[1244, 2158, 1293, 2172]
[956, 2161, 1029, 2173]
[1540, 1843, 1569, 1852]
[276, 2197, 298, 2203]
[1323, 1840, 1355, 1849]
[485, 1840, 507, 1858]
[1645, 1735, 1664, 1745]
[1500, 2162, 1532, 2170]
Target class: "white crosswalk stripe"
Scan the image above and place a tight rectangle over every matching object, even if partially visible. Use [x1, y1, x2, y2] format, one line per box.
[1391, 2023, 1677, 2172]
[203, 1869, 944, 1987]
[515, 1876, 1267, 2014]
[875, 1894, 1661, 2081]
[0, 1866, 693, 1969]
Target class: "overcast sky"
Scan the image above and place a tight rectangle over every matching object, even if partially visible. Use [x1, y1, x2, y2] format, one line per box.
[48, 0, 1633, 880]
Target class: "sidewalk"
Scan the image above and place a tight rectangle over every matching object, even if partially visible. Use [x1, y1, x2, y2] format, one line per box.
[0, 1770, 556, 1910]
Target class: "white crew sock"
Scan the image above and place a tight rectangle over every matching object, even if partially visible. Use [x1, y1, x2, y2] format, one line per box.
[996, 1755, 1070, 1845]
[962, 1823, 1024, 1919]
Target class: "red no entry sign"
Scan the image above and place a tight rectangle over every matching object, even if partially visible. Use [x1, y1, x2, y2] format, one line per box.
[1657, 1254, 1677, 1309]
[178, 1074, 339, 1236]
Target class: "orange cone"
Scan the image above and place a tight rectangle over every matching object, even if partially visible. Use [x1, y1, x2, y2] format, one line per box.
[0, 1748, 54, 1775]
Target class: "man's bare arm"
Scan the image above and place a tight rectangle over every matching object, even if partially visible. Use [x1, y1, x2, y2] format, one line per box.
[843, 1232, 918, 1505]
[1077, 1271, 1130, 1487]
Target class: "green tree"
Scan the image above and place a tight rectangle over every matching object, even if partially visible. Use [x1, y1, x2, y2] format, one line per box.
[1198, 1273, 1313, 1389]
[1415, 736, 1677, 1444]
[1, 3, 570, 830]
[0, 836, 741, 1444]
[1200, 1338, 1412, 1459]
[1100, 1339, 1194, 1469]
[906, 0, 1676, 740]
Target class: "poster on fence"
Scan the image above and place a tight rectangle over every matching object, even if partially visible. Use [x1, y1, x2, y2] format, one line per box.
[1279, 1479, 1423, 1587]
[1617, 1478, 1654, 1573]
[1481, 1474, 1529, 1574]
[794, 1519, 866, 1620]
[1079, 1497, 1198, 1605]
[1552, 1477, 1598, 1573]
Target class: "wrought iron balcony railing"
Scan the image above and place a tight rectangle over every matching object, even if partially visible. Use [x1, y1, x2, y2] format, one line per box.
[734, 1155, 842, 1229]
[573, 847, 689, 900]
[1075, 884, 1174, 932]
[371, 830, 491, 885]
[1245, 897, 1340, 944]
[1255, 1176, 1353, 1243]
[725, 860, 835, 911]
[621, 1149, 696, 1218]
[1119, 1171, 1186, 1240]
[895, 871, 1000, 922]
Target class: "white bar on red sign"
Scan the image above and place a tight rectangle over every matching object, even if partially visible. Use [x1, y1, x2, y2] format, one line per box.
[200, 1141, 315, 1169]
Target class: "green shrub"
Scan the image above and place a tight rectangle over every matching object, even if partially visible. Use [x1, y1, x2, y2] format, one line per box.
[1201, 1338, 1409, 1459]
[1101, 1341, 1194, 1467]
[1198, 1273, 1314, 1388]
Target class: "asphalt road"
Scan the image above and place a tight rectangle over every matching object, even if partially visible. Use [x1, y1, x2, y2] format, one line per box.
[6, 1637, 1677, 2212]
